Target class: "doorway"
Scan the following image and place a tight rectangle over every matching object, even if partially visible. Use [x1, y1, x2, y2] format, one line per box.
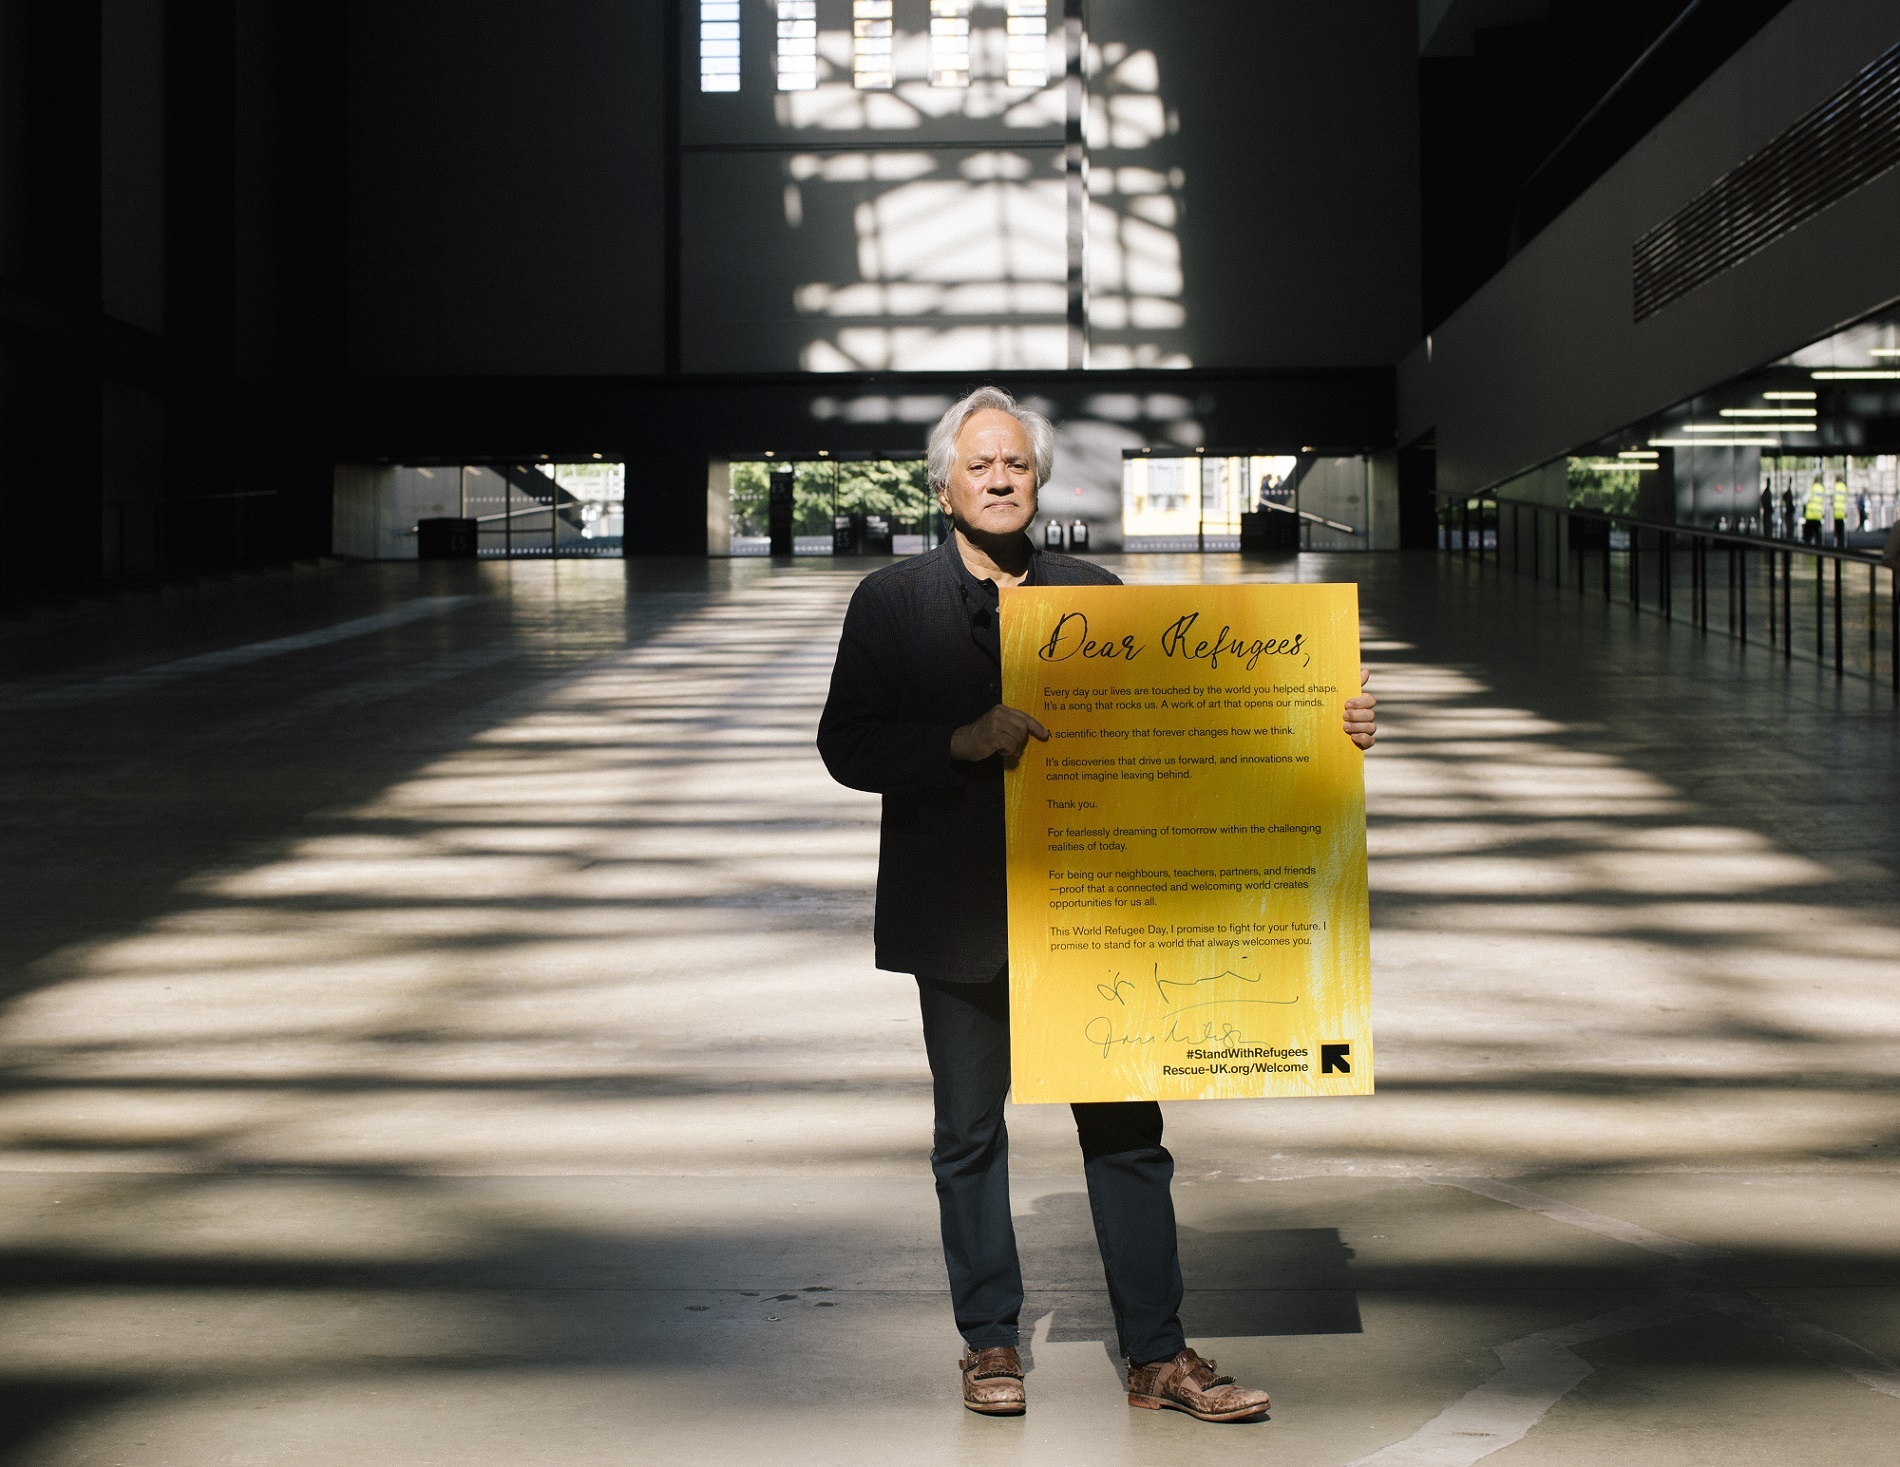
[457, 462, 625, 557]
[721, 454, 944, 555]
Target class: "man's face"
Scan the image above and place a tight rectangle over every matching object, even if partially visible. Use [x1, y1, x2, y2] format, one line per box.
[938, 409, 1039, 539]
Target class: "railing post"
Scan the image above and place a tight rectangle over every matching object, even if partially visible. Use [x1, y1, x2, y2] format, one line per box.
[1815, 553, 1824, 661]
[1726, 544, 1736, 635]
[1660, 530, 1670, 621]
[1604, 518, 1612, 602]
[1737, 544, 1747, 644]
[1834, 556, 1844, 675]
[1767, 544, 1777, 645]
[1783, 550, 1793, 663]
[1702, 537, 1710, 630]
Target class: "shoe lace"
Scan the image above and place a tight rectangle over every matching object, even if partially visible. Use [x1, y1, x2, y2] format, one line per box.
[968, 1349, 1022, 1380]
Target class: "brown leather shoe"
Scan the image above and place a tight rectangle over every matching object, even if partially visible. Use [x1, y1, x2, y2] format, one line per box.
[1126, 1347, 1270, 1422]
[960, 1345, 1026, 1415]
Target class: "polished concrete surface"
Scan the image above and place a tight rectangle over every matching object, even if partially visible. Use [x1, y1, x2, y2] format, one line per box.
[0, 551, 1895, 1466]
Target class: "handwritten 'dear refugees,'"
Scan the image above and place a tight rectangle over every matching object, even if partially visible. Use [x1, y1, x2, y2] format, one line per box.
[999, 583, 1373, 1105]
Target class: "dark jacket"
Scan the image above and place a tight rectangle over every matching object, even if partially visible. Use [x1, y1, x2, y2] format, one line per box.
[817, 537, 1120, 979]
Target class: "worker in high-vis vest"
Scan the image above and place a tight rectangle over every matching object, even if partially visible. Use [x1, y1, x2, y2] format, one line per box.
[1802, 478, 1826, 545]
[1832, 477, 1849, 545]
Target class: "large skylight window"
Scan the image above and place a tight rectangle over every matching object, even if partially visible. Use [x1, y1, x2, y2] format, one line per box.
[776, 0, 818, 91]
[853, 1, 894, 90]
[1005, 0, 1048, 88]
[929, 0, 971, 87]
[699, 0, 740, 92]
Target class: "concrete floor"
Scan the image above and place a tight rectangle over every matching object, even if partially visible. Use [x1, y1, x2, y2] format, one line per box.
[0, 551, 1895, 1466]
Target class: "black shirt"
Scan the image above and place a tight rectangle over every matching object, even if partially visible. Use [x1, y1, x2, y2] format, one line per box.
[817, 535, 1120, 979]
[951, 531, 1036, 680]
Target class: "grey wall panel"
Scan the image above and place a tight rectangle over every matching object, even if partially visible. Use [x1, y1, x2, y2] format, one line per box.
[348, 0, 665, 375]
[682, 145, 1069, 373]
[1087, 0, 1420, 371]
[1402, 0, 1900, 500]
[349, 0, 1417, 378]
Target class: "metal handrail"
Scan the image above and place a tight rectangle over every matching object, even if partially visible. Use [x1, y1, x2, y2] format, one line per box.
[1479, 493, 1883, 566]
[1255, 501, 1362, 535]
[1441, 491, 1898, 691]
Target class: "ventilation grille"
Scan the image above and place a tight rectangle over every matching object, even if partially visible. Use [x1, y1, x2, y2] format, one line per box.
[1633, 38, 1900, 322]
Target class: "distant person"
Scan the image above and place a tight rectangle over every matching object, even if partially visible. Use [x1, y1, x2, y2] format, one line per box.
[1803, 478, 1826, 545]
[1758, 482, 1776, 537]
[1780, 485, 1797, 540]
[1833, 475, 1849, 546]
[818, 386, 1376, 1423]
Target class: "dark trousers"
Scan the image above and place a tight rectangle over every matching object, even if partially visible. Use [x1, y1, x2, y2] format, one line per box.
[916, 972, 1187, 1364]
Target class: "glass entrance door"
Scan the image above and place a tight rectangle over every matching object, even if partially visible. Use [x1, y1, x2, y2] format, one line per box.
[459, 463, 625, 558]
[725, 455, 942, 554]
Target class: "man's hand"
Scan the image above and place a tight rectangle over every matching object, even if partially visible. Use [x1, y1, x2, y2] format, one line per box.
[1343, 666, 1377, 750]
[951, 704, 1051, 763]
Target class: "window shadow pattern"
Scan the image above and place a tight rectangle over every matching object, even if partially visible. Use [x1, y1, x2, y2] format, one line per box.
[0, 554, 1896, 1460]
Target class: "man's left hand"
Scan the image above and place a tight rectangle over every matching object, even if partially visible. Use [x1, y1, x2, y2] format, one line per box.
[1344, 666, 1376, 750]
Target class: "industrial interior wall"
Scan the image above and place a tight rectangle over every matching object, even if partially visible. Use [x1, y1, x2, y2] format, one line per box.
[680, 0, 1420, 373]
[331, 465, 395, 559]
[1084, 0, 1419, 371]
[1400, 0, 1900, 502]
[346, 0, 667, 374]
[101, 0, 166, 335]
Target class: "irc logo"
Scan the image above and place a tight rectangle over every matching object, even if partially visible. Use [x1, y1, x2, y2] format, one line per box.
[1320, 1043, 1352, 1075]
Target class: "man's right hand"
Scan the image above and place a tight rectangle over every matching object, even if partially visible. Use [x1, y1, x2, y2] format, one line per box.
[951, 704, 1051, 763]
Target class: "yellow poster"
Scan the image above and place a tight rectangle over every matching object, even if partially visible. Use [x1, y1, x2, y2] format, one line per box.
[1001, 583, 1371, 1104]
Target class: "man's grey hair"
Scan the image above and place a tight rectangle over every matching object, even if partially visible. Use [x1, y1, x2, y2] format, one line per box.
[926, 386, 1056, 493]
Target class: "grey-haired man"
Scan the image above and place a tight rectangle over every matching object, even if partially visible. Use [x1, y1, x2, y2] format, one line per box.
[817, 387, 1376, 1419]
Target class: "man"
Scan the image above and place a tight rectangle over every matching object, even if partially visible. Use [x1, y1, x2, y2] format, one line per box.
[1802, 476, 1826, 545]
[817, 387, 1377, 1421]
